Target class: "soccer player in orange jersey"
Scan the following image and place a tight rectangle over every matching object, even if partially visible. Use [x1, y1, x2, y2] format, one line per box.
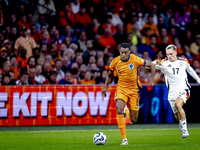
[101, 43, 155, 145]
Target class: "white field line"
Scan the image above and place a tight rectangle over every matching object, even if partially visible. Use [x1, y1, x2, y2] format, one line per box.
[0, 128, 199, 133]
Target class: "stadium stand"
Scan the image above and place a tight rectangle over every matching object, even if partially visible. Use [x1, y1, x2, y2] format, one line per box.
[0, 0, 200, 86]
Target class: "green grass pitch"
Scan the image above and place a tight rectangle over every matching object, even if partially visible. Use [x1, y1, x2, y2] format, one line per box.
[0, 125, 200, 150]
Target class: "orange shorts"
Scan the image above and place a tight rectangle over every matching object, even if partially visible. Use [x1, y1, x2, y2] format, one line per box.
[115, 87, 140, 111]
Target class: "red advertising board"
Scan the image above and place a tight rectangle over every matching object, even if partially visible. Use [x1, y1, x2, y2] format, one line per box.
[0, 85, 118, 126]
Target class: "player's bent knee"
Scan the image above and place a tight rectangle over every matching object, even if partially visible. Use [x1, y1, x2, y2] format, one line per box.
[117, 107, 124, 115]
[175, 102, 182, 110]
[116, 99, 126, 115]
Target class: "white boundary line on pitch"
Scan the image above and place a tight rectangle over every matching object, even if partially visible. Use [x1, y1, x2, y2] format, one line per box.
[0, 128, 199, 133]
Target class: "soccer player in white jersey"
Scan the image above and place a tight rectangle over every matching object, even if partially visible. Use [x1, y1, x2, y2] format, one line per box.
[153, 44, 200, 138]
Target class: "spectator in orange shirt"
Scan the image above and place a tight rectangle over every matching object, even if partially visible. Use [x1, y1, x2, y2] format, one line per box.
[102, 15, 117, 35]
[22, 56, 36, 74]
[70, 68, 79, 84]
[150, 34, 158, 52]
[0, 47, 9, 68]
[174, 37, 184, 56]
[126, 14, 138, 34]
[143, 27, 151, 45]
[10, 55, 19, 80]
[142, 15, 159, 36]
[92, 18, 100, 34]
[43, 70, 58, 84]
[157, 27, 173, 45]
[30, 24, 40, 43]
[75, 3, 91, 28]
[58, 3, 75, 28]
[81, 71, 95, 84]
[87, 18, 100, 39]
[18, 14, 30, 30]
[100, 28, 117, 53]
[17, 47, 28, 69]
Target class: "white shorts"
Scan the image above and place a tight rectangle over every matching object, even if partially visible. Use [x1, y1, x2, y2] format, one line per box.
[168, 89, 190, 113]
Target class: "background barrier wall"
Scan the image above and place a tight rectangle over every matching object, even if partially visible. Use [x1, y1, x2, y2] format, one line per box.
[0, 85, 199, 126]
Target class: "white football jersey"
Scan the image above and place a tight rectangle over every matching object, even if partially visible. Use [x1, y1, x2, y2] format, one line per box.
[154, 58, 191, 93]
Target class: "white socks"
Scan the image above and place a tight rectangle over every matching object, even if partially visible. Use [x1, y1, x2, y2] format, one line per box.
[180, 119, 187, 131]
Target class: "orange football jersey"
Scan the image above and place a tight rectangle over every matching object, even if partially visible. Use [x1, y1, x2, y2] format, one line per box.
[109, 54, 146, 89]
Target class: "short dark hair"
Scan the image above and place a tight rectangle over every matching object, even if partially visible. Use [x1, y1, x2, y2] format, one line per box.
[9, 70, 15, 74]
[2, 73, 10, 79]
[75, 49, 83, 54]
[106, 15, 112, 19]
[80, 3, 86, 9]
[33, 47, 40, 53]
[20, 70, 29, 76]
[150, 34, 157, 38]
[148, 14, 153, 18]
[145, 27, 151, 31]
[120, 43, 130, 50]
[27, 56, 35, 64]
[50, 70, 58, 75]
[10, 55, 17, 60]
[132, 14, 138, 18]
[71, 68, 78, 75]
[65, 69, 71, 73]
[54, 59, 61, 64]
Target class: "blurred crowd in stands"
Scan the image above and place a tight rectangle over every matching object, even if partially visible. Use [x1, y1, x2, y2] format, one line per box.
[0, 0, 200, 86]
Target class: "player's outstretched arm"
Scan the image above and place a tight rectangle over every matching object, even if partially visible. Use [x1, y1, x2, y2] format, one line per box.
[101, 70, 113, 97]
[186, 64, 200, 84]
[151, 58, 165, 70]
[144, 60, 156, 85]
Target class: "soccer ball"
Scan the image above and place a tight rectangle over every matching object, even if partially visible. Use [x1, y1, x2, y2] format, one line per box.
[93, 132, 107, 145]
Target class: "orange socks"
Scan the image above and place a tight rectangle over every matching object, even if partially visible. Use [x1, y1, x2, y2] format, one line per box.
[125, 108, 130, 120]
[117, 114, 126, 139]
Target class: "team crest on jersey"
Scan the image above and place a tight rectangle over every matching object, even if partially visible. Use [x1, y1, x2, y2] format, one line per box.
[179, 62, 183, 67]
[129, 64, 134, 70]
[115, 94, 118, 98]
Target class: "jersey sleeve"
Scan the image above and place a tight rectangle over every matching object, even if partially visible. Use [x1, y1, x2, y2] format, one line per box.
[151, 60, 166, 73]
[135, 56, 146, 67]
[109, 58, 117, 72]
[185, 59, 200, 84]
